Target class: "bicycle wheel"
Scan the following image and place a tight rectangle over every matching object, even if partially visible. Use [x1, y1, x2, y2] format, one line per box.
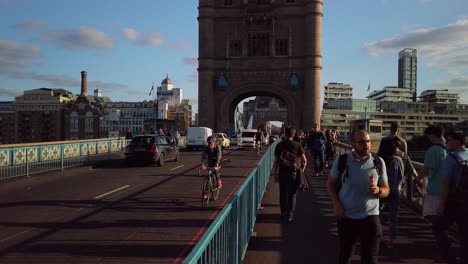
[209, 171, 220, 201]
[201, 172, 210, 207]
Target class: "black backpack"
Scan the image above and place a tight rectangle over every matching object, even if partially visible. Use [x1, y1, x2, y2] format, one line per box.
[448, 152, 468, 206]
[336, 153, 383, 191]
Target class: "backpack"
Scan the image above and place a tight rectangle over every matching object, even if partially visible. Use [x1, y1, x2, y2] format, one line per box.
[336, 153, 383, 191]
[448, 152, 468, 206]
[279, 142, 302, 170]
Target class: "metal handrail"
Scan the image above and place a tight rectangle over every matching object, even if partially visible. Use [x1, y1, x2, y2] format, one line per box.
[0, 138, 130, 180]
[182, 140, 278, 264]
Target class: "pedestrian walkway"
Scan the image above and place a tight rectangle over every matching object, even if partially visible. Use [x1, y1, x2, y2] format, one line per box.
[243, 164, 456, 264]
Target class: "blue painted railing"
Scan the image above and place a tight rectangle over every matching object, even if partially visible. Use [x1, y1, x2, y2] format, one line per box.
[0, 138, 129, 180]
[182, 140, 279, 264]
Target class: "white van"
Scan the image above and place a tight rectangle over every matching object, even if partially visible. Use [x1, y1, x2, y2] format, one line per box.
[237, 129, 257, 150]
[186, 127, 213, 151]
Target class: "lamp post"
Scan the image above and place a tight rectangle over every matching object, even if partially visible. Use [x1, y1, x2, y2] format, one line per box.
[153, 100, 158, 133]
[364, 106, 368, 131]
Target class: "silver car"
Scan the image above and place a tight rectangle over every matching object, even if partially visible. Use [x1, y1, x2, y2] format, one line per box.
[230, 134, 239, 146]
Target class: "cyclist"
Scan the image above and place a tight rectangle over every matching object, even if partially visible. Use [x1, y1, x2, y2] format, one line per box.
[201, 135, 223, 190]
[255, 128, 265, 151]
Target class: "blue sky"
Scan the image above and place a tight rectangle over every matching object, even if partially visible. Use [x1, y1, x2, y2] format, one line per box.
[1, 0, 467, 115]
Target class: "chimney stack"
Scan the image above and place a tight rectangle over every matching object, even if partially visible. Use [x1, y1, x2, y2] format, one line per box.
[80, 71, 87, 96]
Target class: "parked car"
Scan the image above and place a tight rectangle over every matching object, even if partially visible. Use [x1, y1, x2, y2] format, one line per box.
[269, 135, 279, 145]
[124, 134, 180, 166]
[230, 134, 239, 145]
[214, 132, 230, 149]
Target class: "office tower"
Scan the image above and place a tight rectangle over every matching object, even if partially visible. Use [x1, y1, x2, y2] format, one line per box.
[323, 82, 353, 108]
[398, 48, 417, 101]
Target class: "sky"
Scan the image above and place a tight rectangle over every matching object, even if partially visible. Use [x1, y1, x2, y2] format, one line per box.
[1, 0, 467, 115]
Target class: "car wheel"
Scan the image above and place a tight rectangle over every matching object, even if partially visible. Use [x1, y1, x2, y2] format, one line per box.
[174, 150, 180, 161]
[158, 153, 165, 166]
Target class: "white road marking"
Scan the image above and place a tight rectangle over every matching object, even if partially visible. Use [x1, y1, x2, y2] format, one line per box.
[0, 229, 32, 243]
[94, 185, 130, 199]
[170, 165, 185, 171]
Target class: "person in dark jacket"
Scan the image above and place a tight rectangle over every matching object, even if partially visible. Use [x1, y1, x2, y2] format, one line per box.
[125, 129, 133, 139]
[307, 123, 326, 176]
[271, 126, 307, 223]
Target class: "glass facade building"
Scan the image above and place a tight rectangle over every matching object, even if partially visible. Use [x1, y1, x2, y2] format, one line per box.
[398, 48, 417, 101]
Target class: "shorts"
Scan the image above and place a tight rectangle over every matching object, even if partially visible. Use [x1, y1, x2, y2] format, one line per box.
[422, 194, 440, 218]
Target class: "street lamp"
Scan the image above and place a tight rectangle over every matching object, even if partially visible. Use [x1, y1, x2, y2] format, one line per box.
[364, 106, 369, 131]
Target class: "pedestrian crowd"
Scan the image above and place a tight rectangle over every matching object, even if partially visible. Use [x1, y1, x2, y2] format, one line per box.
[270, 123, 467, 264]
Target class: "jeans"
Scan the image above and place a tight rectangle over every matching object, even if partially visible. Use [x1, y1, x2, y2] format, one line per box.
[311, 149, 325, 173]
[337, 215, 382, 264]
[278, 173, 298, 220]
[386, 189, 400, 240]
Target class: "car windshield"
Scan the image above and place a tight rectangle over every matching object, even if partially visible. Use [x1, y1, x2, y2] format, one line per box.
[131, 136, 154, 144]
[241, 132, 256, 137]
[215, 134, 223, 139]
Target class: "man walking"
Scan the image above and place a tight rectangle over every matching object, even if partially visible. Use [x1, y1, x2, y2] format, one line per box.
[379, 122, 407, 154]
[271, 126, 307, 224]
[327, 129, 389, 264]
[416, 125, 447, 220]
[435, 131, 468, 264]
[307, 123, 326, 176]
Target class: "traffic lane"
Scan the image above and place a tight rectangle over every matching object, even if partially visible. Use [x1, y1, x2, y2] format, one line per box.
[0, 152, 197, 254]
[0, 148, 265, 263]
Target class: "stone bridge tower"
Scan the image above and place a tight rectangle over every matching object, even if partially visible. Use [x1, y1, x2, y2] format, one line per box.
[198, 0, 322, 132]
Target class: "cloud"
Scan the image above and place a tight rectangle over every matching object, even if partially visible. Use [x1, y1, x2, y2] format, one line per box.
[364, 19, 468, 95]
[122, 27, 164, 46]
[12, 19, 46, 29]
[0, 39, 41, 61]
[183, 57, 198, 65]
[0, 87, 21, 97]
[169, 41, 191, 49]
[88, 81, 128, 91]
[43, 26, 114, 50]
[364, 19, 468, 57]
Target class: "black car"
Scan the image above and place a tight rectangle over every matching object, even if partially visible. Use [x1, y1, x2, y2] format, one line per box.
[124, 134, 180, 166]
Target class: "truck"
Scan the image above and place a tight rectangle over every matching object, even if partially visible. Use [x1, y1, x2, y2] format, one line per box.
[186, 127, 214, 151]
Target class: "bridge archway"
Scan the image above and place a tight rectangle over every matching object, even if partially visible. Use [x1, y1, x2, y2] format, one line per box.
[198, 0, 323, 132]
[218, 84, 298, 134]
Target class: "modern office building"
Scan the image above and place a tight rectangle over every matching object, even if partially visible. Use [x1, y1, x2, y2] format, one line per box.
[323, 82, 353, 108]
[368, 86, 415, 110]
[398, 48, 417, 101]
[322, 98, 377, 135]
[419, 89, 459, 104]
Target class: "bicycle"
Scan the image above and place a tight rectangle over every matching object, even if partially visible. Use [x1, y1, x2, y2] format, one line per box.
[254, 140, 261, 154]
[199, 166, 220, 207]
